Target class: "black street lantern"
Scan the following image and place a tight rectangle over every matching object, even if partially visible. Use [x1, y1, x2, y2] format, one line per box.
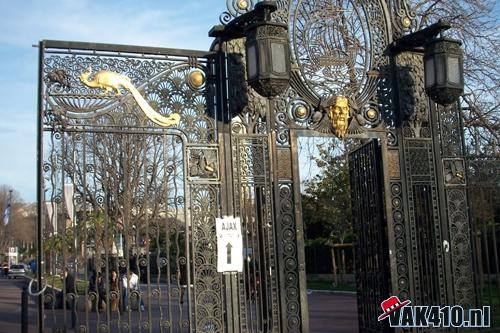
[424, 38, 464, 105]
[244, 2, 290, 97]
[210, 1, 291, 97]
[390, 20, 464, 105]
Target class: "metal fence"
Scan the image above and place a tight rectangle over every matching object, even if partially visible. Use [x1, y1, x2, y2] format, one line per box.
[468, 156, 500, 330]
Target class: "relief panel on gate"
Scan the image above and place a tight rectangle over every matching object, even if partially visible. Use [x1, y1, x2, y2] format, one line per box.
[188, 147, 220, 181]
[44, 55, 216, 144]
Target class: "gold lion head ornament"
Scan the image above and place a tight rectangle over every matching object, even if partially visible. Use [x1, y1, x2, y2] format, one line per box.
[328, 96, 350, 139]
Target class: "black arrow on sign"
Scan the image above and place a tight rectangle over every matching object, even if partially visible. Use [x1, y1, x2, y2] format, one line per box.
[226, 243, 232, 265]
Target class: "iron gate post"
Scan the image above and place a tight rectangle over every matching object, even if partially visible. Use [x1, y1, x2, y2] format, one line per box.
[387, 40, 476, 333]
[35, 40, 45, 333]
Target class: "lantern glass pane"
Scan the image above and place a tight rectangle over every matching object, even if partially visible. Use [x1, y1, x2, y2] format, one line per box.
[425, 58, 435, 88]
[271, 43, 286, 73]
[448, 56, 460, 84]
[436, 55, 446, 85]
[247, 44, 257, 79]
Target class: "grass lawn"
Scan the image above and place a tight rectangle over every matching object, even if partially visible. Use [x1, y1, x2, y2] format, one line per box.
[44, 275, 88, 295]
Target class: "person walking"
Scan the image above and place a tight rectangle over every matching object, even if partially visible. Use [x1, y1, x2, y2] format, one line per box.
[109, 270, 119, 312]
[122, 271, 144, 311]
[178, 262, 187, 305]
[60, 268, 76, 329]
[97, 273, 106, 312]
[88, 270, 105, 312]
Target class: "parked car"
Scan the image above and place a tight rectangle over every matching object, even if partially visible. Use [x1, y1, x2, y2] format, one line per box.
[8, 264, 26, 279]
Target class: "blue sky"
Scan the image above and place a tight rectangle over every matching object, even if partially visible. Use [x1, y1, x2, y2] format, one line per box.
[0, 0, 225, 202]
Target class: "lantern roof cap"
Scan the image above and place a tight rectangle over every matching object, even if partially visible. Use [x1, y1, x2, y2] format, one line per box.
[209, 1, 284, 40]
[390, 20, 452, 54]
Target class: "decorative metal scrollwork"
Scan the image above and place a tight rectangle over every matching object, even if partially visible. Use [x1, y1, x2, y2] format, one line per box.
[44, 55, 215, 143]
[393, 0, 416, 33]
[285, 0, 391, 136]
[220, 0, 256, 24]
[290, 0, 374, 98]
[397, 53, 430, 138]
[40, 42, 222, 333]
[27, 278, 48, 296]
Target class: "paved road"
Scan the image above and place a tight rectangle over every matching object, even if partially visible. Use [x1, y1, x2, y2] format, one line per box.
[0, 277, 357, 332]
[0, 277, 38, 333]
[308, 292, 358, 333]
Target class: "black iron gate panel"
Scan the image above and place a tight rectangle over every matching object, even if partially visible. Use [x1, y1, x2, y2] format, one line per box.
[467, 156, 500, 330]
[402, 138, 448, 308]
[37, 40, 223, 333]
[349, 139, 390, 333]
[231, 134, 280, 333]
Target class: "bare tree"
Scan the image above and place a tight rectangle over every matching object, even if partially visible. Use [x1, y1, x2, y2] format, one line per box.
[411, 0, 499, 154]
[44, 128, 184, 272]
[0, 186, 36, 259]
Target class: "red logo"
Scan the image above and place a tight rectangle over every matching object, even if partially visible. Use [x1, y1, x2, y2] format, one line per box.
[378, 296, 411, 321]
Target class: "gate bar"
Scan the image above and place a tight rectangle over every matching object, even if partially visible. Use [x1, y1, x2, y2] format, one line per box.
[42, 39, 215, 58]
[36, 40, 45, 333]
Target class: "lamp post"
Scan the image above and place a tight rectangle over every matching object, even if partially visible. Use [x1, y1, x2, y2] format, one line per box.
[424, 37, 464, 105]
[391, 20, 464, 105]
[209, 1, 291, 97]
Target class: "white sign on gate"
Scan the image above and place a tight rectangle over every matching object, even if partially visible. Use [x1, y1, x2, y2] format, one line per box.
[216, 216, 243, 273]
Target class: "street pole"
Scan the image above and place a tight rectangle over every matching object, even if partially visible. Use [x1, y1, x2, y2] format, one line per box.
[21, 285, 28, 333]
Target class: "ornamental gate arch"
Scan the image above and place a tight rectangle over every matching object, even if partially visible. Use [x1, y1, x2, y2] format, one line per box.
[36, 1, 476, 333]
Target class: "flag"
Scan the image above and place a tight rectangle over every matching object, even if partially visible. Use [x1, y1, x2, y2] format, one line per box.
[3, 198, 11, 225]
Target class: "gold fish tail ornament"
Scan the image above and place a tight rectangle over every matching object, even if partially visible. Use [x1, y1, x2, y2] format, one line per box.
[79, 69, 181, 127]
[126, 84, 181, 127]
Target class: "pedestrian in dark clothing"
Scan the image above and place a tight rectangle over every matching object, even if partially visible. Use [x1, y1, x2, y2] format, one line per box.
[178, 262, 187, 304]
[65, 272, 76, 294]
[60, 268, 76, 328]
[89, 271, 106, 311]
[129, 254, 138, 275]
[97, 273, 106, 311]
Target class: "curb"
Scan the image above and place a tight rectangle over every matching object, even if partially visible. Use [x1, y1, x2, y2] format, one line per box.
[307, 289, 357, 296]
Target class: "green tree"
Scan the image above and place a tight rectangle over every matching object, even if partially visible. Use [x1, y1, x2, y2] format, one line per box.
[301, 142, 352, 246]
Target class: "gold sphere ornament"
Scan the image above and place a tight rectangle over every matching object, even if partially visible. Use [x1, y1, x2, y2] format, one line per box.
[237, 0, 249, 10]
[187, 70, 205, 89]
[295, 105, 308, 119]
[367, 108, 378, 120]
[402, 17, 412, 29]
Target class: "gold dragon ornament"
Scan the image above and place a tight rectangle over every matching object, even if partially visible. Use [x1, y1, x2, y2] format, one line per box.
[79, 68, 180, 127]
[328, 96, 350, 139]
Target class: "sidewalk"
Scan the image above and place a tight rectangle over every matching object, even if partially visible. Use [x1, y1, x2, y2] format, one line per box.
[0, 277, 358, 332]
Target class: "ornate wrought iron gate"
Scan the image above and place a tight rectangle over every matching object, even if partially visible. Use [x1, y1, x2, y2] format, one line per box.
[35, 37, 308, 333]
[36, 40, 225, 333]
[349, 140, 390, 333]
[35, 1, 485, 333]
